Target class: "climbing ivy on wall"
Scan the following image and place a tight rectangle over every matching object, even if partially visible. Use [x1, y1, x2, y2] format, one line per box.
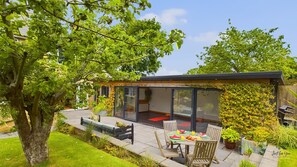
[105, 87, 115, 116]
[219, 83, 278, 136]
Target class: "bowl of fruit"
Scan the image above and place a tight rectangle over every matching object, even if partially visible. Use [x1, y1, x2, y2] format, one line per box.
[179, 129, 186, 134]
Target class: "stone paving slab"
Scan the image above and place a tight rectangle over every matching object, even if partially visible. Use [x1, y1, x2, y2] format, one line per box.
[212, 160, 233, 167]
[140, 152, 167, 163]
[61, 109, 244, 167]
[259, 158, 278, 167]
[249, 153, 262, 167]
[216, 146, 232, 161]
[161, 159, 186, 167]
[124, 142, 150, 155]
[259, 144, 279, 167]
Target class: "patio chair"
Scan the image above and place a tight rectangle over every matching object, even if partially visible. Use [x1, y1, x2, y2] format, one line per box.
[206, 124, 222, 164]
[186, 140, 218, 167]
[163, 120, 184, 157]
[154, 131, 180, 159]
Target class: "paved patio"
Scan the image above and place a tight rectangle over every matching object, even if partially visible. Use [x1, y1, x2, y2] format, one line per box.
[62, 109, 245, 167]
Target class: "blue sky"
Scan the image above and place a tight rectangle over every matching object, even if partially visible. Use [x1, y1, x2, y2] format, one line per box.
[139, 0, 297, 75]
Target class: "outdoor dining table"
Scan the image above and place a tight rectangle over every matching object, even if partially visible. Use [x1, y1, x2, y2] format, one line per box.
[167, 130, 211, 156]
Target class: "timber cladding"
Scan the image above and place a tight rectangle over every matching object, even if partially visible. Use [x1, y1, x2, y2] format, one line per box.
[100, 79, 270, 88]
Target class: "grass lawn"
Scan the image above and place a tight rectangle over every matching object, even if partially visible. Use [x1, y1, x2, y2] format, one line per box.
[0, 132, 137, 167]
[278, 149, 297, 167]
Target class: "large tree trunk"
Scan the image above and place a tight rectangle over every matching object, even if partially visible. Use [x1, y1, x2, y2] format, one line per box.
[10, 91, 55, 166]
[20, 131, 50, 165]
[7, 88, 63, 166]
[14, 111, 54, 166]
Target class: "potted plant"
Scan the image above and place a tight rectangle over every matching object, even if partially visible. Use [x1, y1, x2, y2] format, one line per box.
[222, 127, 240, 149]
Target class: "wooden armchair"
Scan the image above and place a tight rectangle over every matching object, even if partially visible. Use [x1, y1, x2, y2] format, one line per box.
[206, 124, 222, 164]
[163, 120, 183, 157]
[154, 131, 180, 159]
[187, 140, 217, 167]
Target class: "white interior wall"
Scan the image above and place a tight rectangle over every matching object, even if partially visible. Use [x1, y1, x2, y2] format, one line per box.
[139, 88, 148, 112]
[139, 88, 145, 100]
[149, 88, 171, 113]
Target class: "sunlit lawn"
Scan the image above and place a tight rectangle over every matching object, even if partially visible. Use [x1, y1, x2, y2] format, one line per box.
[278, 149, 297, 167]
[0, 132, 137, 167]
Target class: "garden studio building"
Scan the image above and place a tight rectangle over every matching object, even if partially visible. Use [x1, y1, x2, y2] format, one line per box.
[96, 71, 284, 132]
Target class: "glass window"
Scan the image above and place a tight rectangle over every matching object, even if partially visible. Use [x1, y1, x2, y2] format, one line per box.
[101, 86, 109, 97]
[196, 90, 221, 132]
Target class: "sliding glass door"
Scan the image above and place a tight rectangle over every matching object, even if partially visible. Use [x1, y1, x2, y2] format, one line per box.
[114, 87, 124, 118]
[196, 89, 221, 132]
[124, 87, 137, 121]
[114, 87, 137, 121]
[173, 89, 193, 131]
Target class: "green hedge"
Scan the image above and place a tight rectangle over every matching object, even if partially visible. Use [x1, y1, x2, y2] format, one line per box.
[219, 83, 277, 136]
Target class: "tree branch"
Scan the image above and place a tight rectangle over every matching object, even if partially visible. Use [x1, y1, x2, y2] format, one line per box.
[30, 91, 42, 131]
[16, 52, 27, 87]
[34, 1, 168, 48]
[66, 0, 118, 13]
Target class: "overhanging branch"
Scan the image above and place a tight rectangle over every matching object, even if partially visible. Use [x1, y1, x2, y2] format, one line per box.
[34, 1, 168, 48]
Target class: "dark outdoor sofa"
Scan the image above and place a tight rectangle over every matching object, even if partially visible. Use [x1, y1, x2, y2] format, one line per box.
[80, 117, 134, 144]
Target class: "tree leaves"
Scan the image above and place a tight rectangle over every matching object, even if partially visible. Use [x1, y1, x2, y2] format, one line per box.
[0, 0, 184, 111]
[188, 23, 297, 79]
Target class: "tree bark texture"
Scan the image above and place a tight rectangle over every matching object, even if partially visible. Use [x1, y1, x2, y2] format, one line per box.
[21, 131, 49, 165]
[9, 89, 55, 166]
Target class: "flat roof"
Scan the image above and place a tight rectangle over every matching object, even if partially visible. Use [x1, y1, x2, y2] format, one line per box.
[140, 71, 285, 85]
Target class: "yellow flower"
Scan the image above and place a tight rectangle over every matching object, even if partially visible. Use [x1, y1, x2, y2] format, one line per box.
[92, 133, 96, 137]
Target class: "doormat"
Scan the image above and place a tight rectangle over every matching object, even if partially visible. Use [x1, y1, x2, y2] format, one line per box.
[178, 122, 191, 127]
[149, 116, 170, 122]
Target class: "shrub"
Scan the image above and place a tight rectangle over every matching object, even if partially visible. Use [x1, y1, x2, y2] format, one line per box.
[243, 147, 253, 156]
[84, 124, 94, 142]
[245, 126, 271, 142]
[268, 125, 297, 149]
[95, 136, 111, 149]
[239, 160, 256, 167]
[138, 156, 159, 167]
[9, 126, 16, 132]
[55, 113, 72, 133]
[222, 128, 240, 142]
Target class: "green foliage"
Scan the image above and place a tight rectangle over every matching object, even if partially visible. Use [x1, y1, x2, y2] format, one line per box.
[116, 121, 127, 127]
[268, 125, 297, 149]
[95, 136, 111, 150]
[220, 84, 277, 136]
[93, 96, 107, 113]
[1, 0, 184, 163]
[84, 124, 94, 142]
[188, 22, 297, 79]
[9, 126, 17, 132]
[136, 156, 159, 167]
[287, 88, 297, 109]
[244, 147, 253, 156]
[239, 160, 256, 167]
[221, 128, 240, 143]
[250, 127, 270, 143]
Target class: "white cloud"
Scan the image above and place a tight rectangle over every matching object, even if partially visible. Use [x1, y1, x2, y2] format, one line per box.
[153, 67, 183, 76]
[188, 32, 219, 44]
[140, 8, 187, 26]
